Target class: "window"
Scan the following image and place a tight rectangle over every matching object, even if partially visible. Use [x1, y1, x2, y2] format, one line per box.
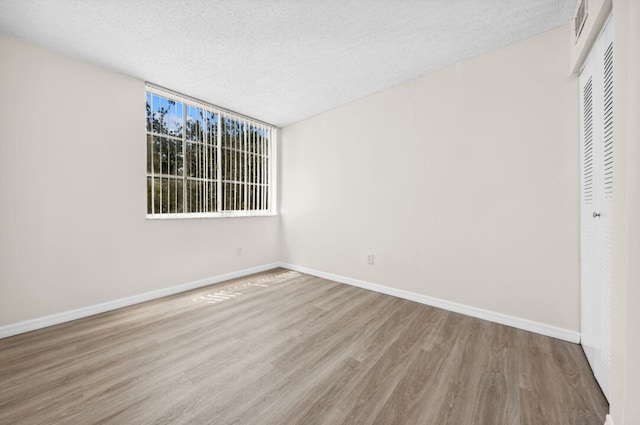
[146, 84, 276, 218]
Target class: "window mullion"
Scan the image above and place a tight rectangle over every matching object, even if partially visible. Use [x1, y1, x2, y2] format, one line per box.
[217, 113, 222, 213]
[150, 94, 155, 215]
[234, 122, 238, 211]
[206, 115, 209, 213]
[236, 123, 239, 210]
[203, 108, 207, 213]
[252, 128, 256, 210]
[198, 112, 202, 213]
[258, 125, 262, 211]
[159, 98, 164, 213]
[270, 128, 275, 212]
[262, 126, 266, 211]
[182, 103, 187, 213]
[244, 124, 248, 211]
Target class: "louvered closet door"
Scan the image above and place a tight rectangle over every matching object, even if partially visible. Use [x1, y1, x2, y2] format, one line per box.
[579, 18, 613, 401]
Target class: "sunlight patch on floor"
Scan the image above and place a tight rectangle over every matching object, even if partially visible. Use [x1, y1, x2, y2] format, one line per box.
[192, 271, 301, 305]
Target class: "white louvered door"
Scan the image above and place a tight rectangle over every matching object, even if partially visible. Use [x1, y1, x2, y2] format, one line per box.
[579, 18, 613, 401]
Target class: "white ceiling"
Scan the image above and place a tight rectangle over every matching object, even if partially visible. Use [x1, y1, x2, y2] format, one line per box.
[0, 0, 575, 126]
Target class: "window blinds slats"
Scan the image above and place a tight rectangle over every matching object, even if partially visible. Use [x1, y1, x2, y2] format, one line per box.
[145, 84, 275, 218]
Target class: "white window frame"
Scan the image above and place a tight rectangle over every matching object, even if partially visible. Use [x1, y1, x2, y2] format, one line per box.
[146, 83, 277, 219]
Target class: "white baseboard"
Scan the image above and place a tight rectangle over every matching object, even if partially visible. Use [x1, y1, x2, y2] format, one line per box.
[278, 263, 581, 344]
[0, 263, 280, 339]
[604, 414, 614, 425]
[0, 261, 581, 344]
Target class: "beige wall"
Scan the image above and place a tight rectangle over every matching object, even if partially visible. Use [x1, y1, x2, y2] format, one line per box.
[0, 35, 280, 326]
[281, 26, 580, 332]
[611, 0, 640, 423]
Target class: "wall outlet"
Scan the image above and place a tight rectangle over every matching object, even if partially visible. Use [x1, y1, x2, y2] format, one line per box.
[367, 254, 374, 265]
[236, 247, 243, 256]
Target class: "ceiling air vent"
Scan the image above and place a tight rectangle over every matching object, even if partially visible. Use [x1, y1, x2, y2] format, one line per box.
[574, 0, 588, 43]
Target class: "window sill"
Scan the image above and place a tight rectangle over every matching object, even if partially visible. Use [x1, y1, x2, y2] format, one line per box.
[146, 211, 277, 220]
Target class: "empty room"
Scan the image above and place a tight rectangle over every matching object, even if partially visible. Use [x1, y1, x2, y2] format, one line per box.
[0, 0, 638, 424]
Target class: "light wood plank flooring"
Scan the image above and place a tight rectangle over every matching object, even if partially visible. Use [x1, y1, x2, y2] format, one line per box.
[0, 269, 608, 424]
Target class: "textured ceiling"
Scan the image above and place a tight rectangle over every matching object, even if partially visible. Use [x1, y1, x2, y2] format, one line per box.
[0, 0, 575, 126]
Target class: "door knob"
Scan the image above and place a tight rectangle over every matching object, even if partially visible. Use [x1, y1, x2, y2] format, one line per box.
[593, 212, 601, 218]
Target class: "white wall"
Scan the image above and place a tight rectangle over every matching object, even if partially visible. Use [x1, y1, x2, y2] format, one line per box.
[281, 25, 579, 332]
[0, 35, 280, 326]
[611, 0, 640, 423]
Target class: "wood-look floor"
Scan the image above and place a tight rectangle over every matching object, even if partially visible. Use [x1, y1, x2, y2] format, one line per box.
[0, 269, 608, 425]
